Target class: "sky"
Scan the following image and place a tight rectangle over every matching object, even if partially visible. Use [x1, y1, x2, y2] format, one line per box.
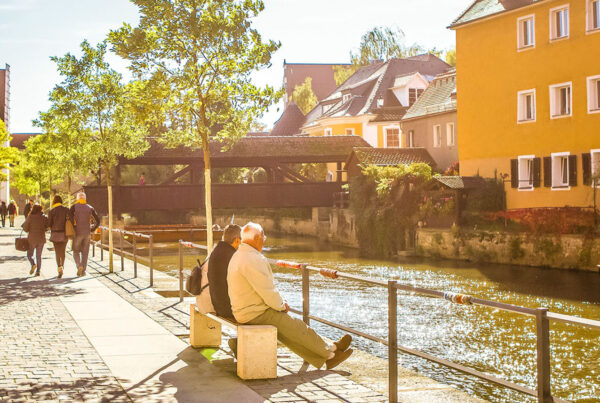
[0, 0, 471, 133]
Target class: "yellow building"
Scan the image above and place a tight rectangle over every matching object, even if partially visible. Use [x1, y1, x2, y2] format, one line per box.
[451, 0, 600, 209]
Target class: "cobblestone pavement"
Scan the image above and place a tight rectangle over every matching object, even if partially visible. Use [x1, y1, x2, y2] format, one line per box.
[0, 232, 129, 402]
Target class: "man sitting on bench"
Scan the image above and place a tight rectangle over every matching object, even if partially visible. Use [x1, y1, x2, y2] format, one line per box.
[227, 222, 353, 370]
[208, 224, 242, 319]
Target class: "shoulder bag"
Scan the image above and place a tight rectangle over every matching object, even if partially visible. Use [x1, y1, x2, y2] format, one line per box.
[15, 230, 29, 252]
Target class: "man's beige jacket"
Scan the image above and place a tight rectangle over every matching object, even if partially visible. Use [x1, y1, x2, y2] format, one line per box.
[227, 243, 285, 323]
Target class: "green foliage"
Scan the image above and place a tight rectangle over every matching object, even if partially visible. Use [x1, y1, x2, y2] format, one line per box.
[333, 65, 358, 86]
[463, 179, 505, 212]
[292, 77, 317, 115]
[445, 49, 456, 67]
[109, 0, 282, 250]
[534, 237, 562, 261]
[508, 236, 525, 261]
[0, 120, 19, 181]
[350, 163, 432, 258]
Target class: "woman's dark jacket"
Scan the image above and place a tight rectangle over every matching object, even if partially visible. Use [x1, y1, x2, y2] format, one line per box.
[48, 205, 70, 240]
[22, 213, 48, 245]
[207, 241, 236, 318]
[8, 203, 17, 214]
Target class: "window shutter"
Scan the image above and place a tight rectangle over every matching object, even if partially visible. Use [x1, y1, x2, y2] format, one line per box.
[543, 157, 552, 187]
[533, 157, 541, 188]
[582, 153, 592, 186]
[510, 159, 519, 188]
[568, 155, 577, 186]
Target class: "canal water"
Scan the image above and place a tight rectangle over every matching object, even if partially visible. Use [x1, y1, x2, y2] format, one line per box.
[150, 234, 600, 403]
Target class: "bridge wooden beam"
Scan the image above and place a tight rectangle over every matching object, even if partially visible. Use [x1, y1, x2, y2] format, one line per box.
[276, 166, 310, 183]
[159, 165, 193, 185]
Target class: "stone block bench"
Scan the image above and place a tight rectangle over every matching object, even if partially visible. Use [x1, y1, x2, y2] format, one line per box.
[189, 304, 277, 380]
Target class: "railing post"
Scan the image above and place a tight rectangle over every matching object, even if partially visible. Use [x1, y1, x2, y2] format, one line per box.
[301, 264, 310, 325]
[100, 227, 104, 261]
[120, 230, 124, 271]
[179, 241, 184, 302]
[388, 280, 398, 403]
[149, 235, 154, 287]
[133, 234, 137, 278]
[536, 307, 551, 403]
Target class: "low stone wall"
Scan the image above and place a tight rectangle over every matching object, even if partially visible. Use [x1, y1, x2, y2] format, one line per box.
[416, 228, 600, 272]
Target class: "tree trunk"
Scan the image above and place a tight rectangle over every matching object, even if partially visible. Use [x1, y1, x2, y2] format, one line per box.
[202, 142, 213, 253]
[67, 176, 72, 208]
[106, 164, 114, 273]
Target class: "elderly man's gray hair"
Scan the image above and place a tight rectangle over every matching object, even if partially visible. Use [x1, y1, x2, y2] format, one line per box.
[241, 222, 263, 242]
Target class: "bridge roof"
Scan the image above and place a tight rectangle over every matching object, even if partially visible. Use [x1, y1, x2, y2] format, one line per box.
[121, 135, 371, 166]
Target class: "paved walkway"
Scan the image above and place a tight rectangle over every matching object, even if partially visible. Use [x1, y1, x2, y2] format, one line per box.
[1, 218, 482, 402]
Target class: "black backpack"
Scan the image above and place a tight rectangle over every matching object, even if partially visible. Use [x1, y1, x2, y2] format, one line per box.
[186, 258, 209, 295]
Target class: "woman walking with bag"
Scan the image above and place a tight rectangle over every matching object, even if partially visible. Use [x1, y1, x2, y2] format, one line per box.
[48, 196, 71, 278]
[22, 204, 48, 276]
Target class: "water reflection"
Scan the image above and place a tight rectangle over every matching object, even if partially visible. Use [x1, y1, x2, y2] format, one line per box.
[263, 234, 600, 403]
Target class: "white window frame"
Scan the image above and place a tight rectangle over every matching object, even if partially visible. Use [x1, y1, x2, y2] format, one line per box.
[324, 127, 332, 136]
[587, 75, 600, 113]
[446, 122, 456, 146]
[342, 93, 351, 103]
[591, 149, 600, 186]
[517, 14, 535, 50]
[408, 130, 415, 148]
[433, 125, 442, 148]
[383, 125, 401, 148]
[518, 154, 535, 191]
[517, 89, 536, 123]
[345, 128, 355, 135]
[587, 0, 600, 33]
[549, 82, 572, 119]
[551, 151, 571, 190]
[550, 5, 570, 41]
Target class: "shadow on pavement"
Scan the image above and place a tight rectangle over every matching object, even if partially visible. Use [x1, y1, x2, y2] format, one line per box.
[0, 276, 86, 306]
[2, 377, 129, 402]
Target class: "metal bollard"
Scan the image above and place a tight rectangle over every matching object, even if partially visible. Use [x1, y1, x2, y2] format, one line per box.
[149, 235, 154, 287]
[301, 264, 310, 325]
[179, 241, 184, 302]
[388, 280, 398, 403]
[133, 234, 137, 278]
[536, 308, 551, 403]
[120, 230, 124, 271]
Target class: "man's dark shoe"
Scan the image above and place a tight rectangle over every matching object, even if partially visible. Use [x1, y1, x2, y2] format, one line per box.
[228, 338, 238, 358]
[35, 270, 40, 277]
[334, 334, 352, 352]
[326, 348, 353, 370]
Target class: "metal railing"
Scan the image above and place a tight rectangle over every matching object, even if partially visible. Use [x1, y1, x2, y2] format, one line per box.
[91, 226, 155, 286]
[177, 240, 599, 403]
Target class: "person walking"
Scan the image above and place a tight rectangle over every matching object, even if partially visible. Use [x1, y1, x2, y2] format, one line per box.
[8, 200, 17, 227]
[0, 201, 7, 227]
[23, 199, 34, 218]
[48, 195, 70, 278]
[22, 204, 48, 276]
[70, 192, 99, 276]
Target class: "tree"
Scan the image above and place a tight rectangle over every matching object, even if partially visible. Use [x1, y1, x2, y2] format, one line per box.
[350, 26, 423, 66]
[0, 120, 18, 182]
[333, 65, 358, 86]
[109, 0, 281, 252]
[49, 40, 149, 272]
[292, 77, 317, 115]
[445, 48, 456, 67]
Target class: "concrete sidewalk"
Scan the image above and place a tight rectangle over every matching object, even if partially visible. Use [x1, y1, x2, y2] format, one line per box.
[0, 220, 263, 402]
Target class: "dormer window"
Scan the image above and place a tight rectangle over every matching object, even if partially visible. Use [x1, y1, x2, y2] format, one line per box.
[377, 98, 384, 108]
[408, 88, 424, 106]
[342, 93, 351, 103]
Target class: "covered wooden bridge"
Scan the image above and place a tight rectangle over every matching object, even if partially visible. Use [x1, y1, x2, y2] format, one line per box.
[84, 135, 370, 214]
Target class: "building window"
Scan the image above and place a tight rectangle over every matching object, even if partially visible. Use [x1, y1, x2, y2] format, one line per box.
[518, 15, 535, 49]
[552, 152, 570, 188]
[345, 128, 355, 135]
[408, 130, 415, 148]
[324, 128, 332, 136]
[433, 125, 442, 148]
[549, 82, 572, 118]
[518, 156, 535, 189]
[385, 127, 400, 148]
[408, 88, 424, 106]
[588, 75, 600, 113]
[550, 5, 569, 40]
[342, 93, 351, 103]
[588, 0, 600, 31]
[377, 98, 384, 107]
[517, 89, 536, 122]
[446, 122, 456, 146]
